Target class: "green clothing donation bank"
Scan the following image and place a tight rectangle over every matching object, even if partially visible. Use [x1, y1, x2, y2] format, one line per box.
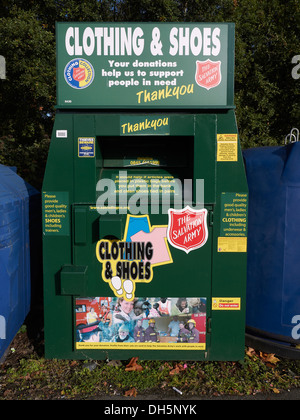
[42, 22, 248, 361]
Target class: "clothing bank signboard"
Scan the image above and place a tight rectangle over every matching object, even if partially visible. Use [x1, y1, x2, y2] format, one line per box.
[56, 22, 235, 109]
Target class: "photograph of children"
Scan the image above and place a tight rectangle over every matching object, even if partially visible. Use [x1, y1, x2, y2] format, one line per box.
[75, 297, 206, 345]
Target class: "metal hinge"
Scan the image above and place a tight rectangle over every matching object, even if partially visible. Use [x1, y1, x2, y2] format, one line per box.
[209, 209, 214, 227]
[207, 317, 212, 333]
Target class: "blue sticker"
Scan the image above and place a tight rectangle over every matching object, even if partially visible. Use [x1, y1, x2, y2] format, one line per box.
[78, 137, 95, 157]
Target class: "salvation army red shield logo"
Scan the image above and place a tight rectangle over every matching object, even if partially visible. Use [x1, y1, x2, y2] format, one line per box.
[167, 206, 208, 254]
[195, 60, 222, 90]
[73, 67, 86, 82]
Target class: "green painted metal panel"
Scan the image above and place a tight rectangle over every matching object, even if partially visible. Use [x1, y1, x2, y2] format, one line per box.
[42, 110, 248, 361]
[56, 22, 234, 109]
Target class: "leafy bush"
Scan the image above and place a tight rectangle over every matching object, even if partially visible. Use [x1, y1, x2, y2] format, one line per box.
[0, 136, 50, 190]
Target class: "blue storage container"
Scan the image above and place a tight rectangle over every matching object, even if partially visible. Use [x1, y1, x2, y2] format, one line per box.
[243, 142, 300, 357]
[0, 164, 40, 361]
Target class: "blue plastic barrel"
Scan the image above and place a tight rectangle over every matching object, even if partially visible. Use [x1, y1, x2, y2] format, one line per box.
[0, 164, 40, 361]
[243, 142, 300, 357]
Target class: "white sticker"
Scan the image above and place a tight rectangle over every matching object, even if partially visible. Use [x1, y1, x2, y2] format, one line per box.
[56, 130, 68, 138]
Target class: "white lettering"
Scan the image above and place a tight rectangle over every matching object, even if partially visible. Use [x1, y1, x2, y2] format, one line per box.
[65, 26, 222, 57]
[203, 28, 211, 55]
[190, 28, 202, 55]
[0, 315, 6, 340]
[74, 27, 82, 55]
[292, 55, 300, 80]
[169, 27, 178, 56]
[94, 27, 103, 54]
[133, 27, 145, 56]
[104, 404, 139, 417]
[96, 179, 117, 214]
[291, 315, 300, 339]
[212, 27, 221, 56]
[148, 404, 197, 415]
[65, 26, 145, 56]
[0, 55, 5, 79]
[168, 26, 221, 56]
[65, 27, 74, 55]
[178, 27, 190, 55]
[83, 27, 95, 56]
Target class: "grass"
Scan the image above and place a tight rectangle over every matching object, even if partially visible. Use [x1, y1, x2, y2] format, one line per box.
[1, 327, 300, 399]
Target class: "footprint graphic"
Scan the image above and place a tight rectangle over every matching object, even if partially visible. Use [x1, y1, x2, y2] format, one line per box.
[123, 279, 134, 300]
[110, 276, 123, 296]
[110, 276, 135, 301]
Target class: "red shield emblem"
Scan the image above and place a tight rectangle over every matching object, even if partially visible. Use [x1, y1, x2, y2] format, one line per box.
[73, 66, 86, 82]
[167, 206, 208, 254]
[195, 60, 222, 90]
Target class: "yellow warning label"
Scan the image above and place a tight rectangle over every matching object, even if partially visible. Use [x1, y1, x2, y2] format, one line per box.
[212, 298, 241, 310]
[217, 134, 238, 161]
[217, 237, 247, 252]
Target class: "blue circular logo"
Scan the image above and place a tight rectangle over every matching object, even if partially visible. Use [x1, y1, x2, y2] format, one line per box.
[64, 58, 94, 89]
